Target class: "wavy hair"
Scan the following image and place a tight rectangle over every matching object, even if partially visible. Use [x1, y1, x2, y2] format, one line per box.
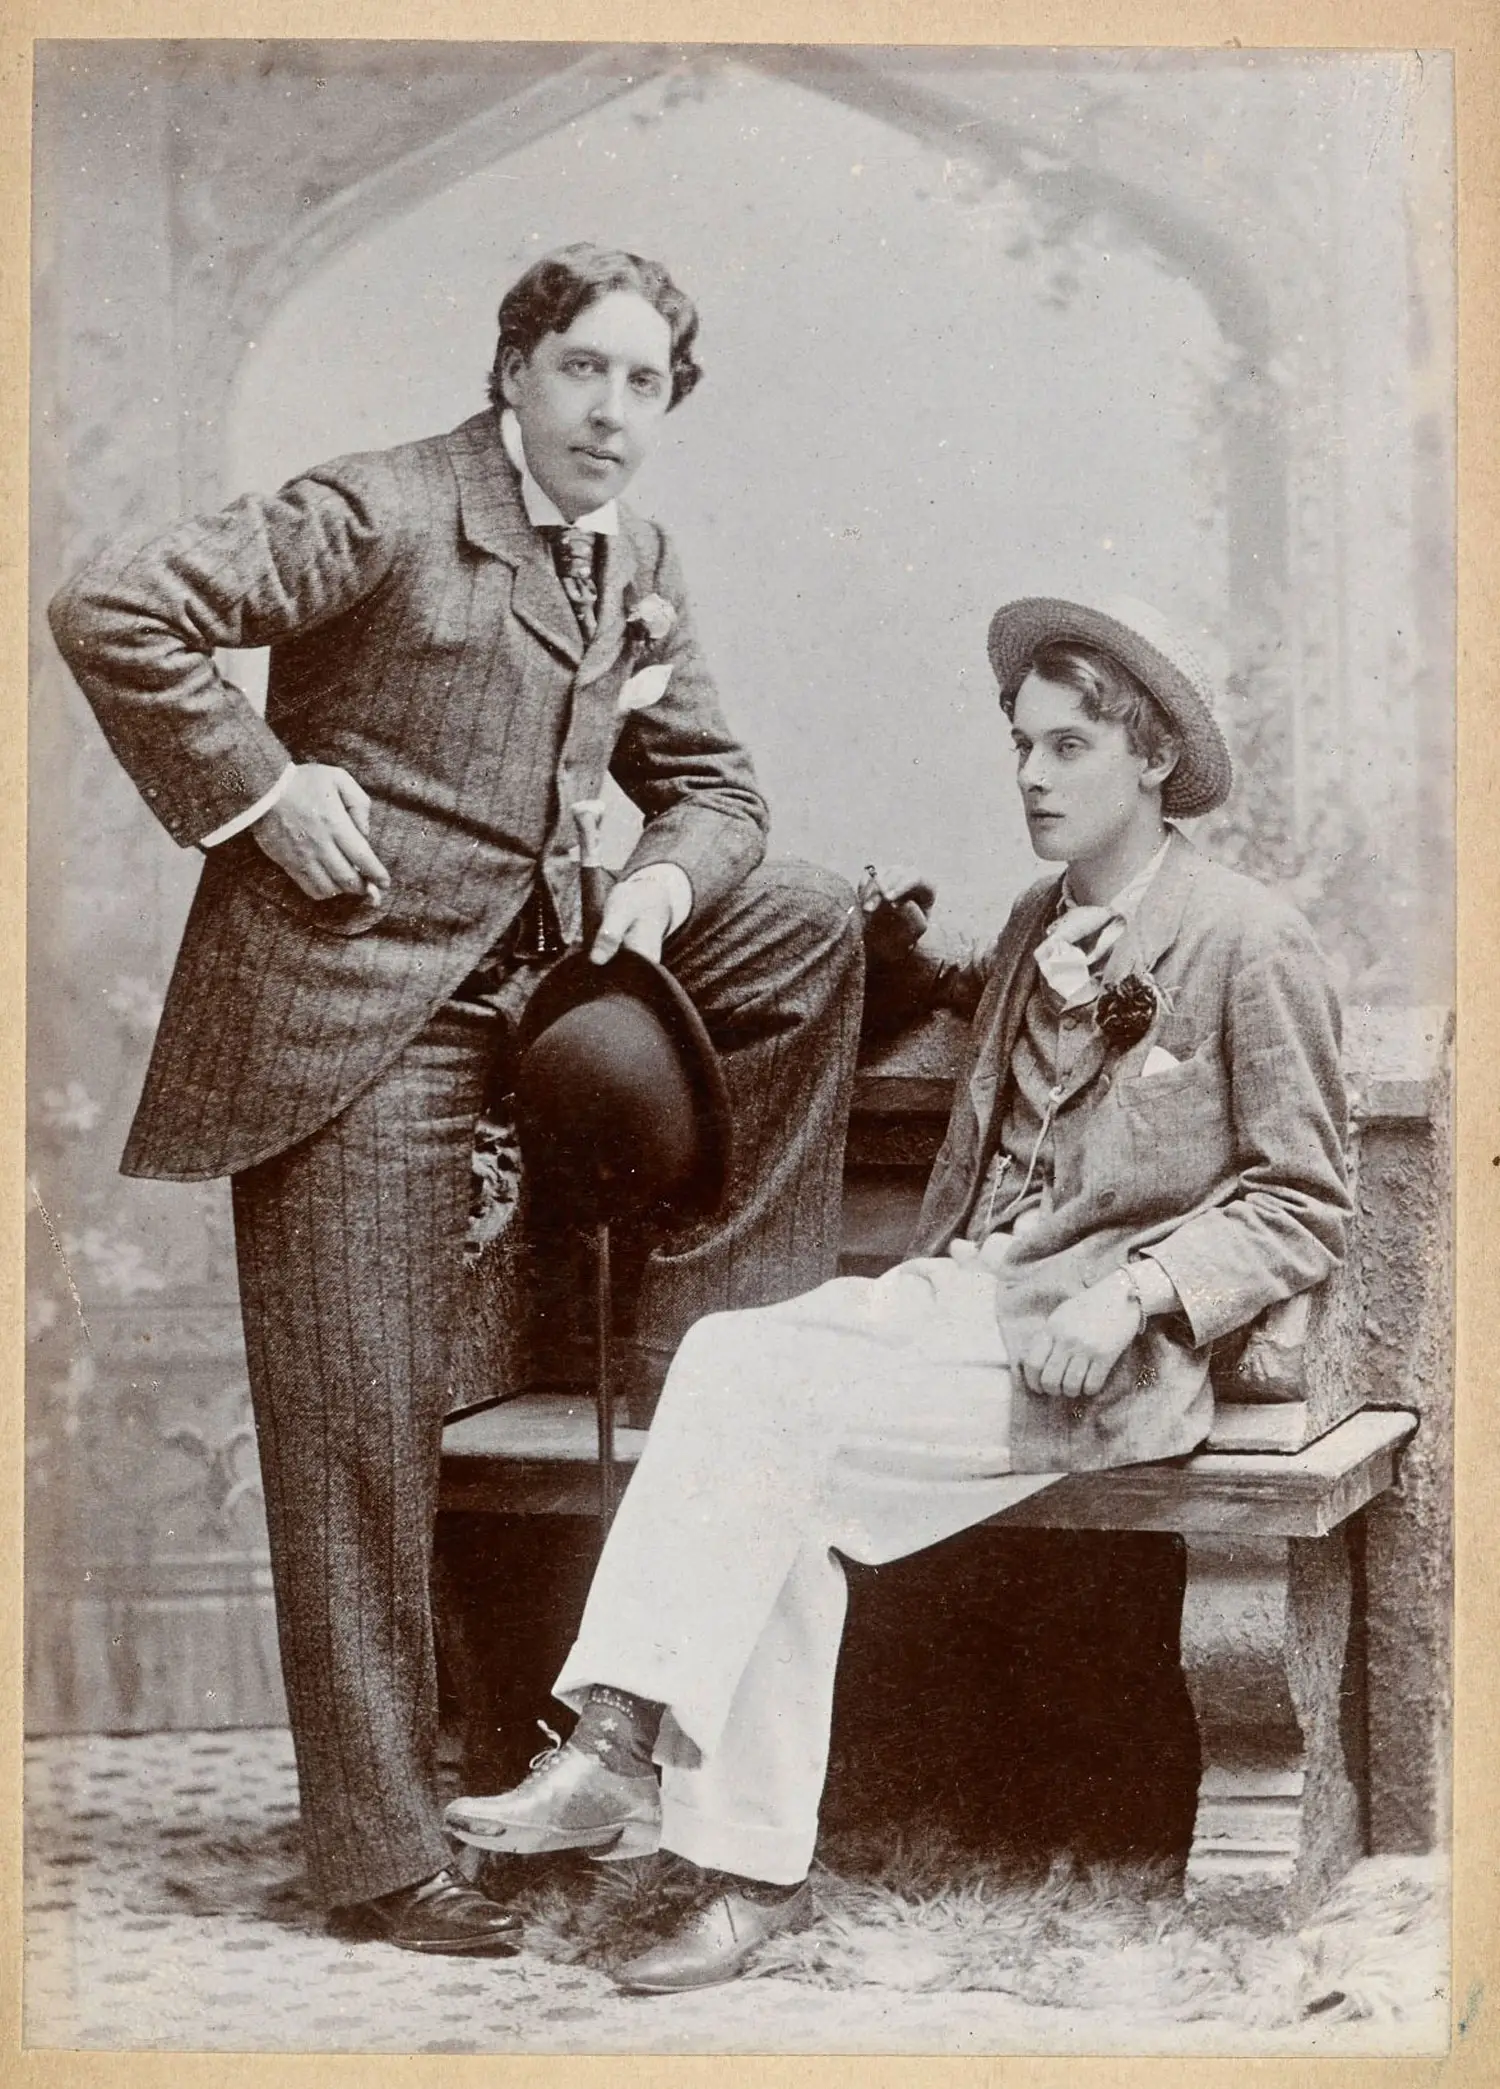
[1002, 640, 1180, 772]
[487, 243, 703, 412]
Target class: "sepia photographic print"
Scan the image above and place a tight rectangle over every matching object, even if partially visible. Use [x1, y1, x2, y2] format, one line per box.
[22, 33, 1464, 2063]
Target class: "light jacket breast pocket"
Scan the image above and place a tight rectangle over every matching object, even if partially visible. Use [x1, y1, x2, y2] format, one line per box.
[1116, 1041, 1235, 1183]
[1118, 1037, 1224, 1112]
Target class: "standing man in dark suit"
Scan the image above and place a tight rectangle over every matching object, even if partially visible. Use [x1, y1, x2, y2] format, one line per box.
[49, 244, 863, 1955]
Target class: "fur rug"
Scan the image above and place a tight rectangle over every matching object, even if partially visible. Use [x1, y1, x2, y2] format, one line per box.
[144, 1816, 1444, 2034]
[491, 1830, 1446, 2032]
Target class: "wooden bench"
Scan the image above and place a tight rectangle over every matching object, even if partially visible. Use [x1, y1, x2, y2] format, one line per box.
[440, 1391, 1416, 1929]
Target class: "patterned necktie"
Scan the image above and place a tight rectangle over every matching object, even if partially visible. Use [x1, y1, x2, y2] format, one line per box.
[1033, 904, 1125, 1010]
[552, 526, 599, 640]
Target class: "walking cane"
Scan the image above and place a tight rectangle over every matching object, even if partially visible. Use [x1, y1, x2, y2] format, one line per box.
[571, 800, 619, 1535]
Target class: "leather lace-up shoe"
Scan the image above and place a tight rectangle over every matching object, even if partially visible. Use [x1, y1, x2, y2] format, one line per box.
[613, 1878, 815, 1993]
[328, 1867, 523, 1957]
[444, 1733, 661, 1860]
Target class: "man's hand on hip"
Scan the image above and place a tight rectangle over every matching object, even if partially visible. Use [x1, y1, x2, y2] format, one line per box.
[253, 763, 391, 903]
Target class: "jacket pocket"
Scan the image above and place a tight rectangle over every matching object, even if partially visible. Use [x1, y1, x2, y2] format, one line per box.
[1116, 1040, 1226, 1122]
[245, 874, 390, 937]
[222, 836, 472, 939]
[1115, 1042, 1235, 1198]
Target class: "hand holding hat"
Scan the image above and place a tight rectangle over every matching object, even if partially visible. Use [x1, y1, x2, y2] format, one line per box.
[515, 803, 727, 1232]
[589, 878, 676, 967]
[513, 946, 732, 1233]
[572, 798, 683, 969]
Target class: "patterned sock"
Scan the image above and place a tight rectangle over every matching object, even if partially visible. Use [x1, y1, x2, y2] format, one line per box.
[570, 1686, 662, 1777]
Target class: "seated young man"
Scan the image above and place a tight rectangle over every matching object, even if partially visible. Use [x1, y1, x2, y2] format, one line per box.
[444, 596, 1354, 1993]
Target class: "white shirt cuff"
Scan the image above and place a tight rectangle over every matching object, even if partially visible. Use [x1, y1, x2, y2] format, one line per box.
[616, 861, 693, 935]
[200, 764, 295, 847]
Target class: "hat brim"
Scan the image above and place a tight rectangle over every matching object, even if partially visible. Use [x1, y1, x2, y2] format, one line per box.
[986, 597, 1233, 819]
[518, 948, 733, 1224]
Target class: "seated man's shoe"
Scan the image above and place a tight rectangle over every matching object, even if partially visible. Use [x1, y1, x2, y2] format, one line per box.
[445, 1736, 661, 1859]
[613, 1878, 815, 1994]
[328, 1867, 523, 1957]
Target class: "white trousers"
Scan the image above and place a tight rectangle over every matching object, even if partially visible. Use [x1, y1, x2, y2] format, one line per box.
[552, 1257, 1059, 1883]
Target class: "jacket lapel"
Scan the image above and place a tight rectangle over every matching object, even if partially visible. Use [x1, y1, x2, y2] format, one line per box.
[912, 833, 1204, 1256]
[1051, 827, 1202, 1102]
[910, 875, 1058, 1253]
[547, 526, 646, 859]
[967, 834, 1201, 1130]
[1100, 827, 1200, 991]
[447, 413, 583, 667]
[575, 525, 639, 690]
[962, 877, 1061, 1136]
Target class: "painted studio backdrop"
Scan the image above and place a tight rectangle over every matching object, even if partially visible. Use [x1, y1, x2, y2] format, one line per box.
[28, 47, 1452, 1743]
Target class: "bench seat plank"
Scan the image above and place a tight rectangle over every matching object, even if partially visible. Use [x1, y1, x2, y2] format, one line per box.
[441, 1397, 647, 1517]
[988, 1409, 1416, 1538]
[440, 1399, 1415, 1539]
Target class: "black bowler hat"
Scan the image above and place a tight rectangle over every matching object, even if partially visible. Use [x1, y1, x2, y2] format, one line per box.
[514, 949, 732, 1229]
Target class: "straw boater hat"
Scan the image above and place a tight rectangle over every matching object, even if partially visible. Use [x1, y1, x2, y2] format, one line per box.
[986, 595, 1233, 819]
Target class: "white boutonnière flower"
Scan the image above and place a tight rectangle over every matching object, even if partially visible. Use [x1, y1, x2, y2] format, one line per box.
[624, 590, 677, 648]
[618, 591, 679, 713]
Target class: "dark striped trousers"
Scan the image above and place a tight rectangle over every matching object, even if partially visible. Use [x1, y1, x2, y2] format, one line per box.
[231, 858, 864, 1908]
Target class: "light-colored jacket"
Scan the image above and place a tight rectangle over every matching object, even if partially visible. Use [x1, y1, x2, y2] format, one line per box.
[890, 831, 1352, 1470]
[48, 410, 768, 1180]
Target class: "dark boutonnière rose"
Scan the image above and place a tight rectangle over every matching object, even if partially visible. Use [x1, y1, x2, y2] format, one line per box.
[1093, 972, 1161, 1052]
[625, 591, 677, 649]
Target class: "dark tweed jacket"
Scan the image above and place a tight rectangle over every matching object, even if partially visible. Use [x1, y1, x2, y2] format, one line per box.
[880, 831, 1353, 1471]
[49, 410, 768, 1181]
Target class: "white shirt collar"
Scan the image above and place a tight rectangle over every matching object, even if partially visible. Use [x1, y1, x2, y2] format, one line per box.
[500, 408, 619, 535]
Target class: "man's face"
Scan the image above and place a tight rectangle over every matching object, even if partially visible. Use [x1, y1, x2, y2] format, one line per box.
[1009, 671, 1158, 870]
[501, 289, 673, 519]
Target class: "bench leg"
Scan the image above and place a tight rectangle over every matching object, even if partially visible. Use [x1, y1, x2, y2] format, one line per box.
[1179, 1530, 1362, 1929]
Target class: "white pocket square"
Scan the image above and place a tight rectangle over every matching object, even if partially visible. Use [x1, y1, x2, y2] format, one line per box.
[1140, 1045, 1181, 1078]
[618, 663, 673, 713]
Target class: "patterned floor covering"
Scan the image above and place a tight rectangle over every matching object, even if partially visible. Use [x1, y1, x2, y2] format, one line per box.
[23, 1728, 1448, 2057]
